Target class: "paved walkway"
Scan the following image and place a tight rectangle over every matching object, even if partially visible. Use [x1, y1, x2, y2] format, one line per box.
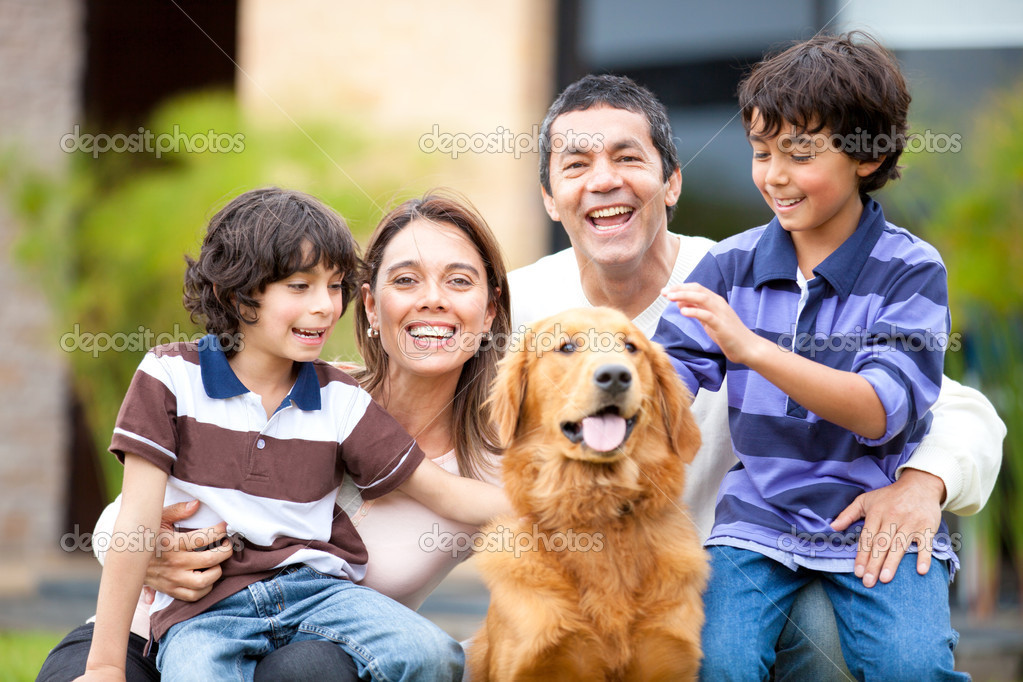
[5, 554, 1023, 680]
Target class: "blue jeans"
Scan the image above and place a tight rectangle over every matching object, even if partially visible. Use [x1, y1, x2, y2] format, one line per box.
[156, 566, 463, 682]
[774, 578, 852, 681]
[700, 546, 967, 681]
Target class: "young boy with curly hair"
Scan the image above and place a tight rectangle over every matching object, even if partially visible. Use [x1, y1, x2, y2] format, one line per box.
[655, 33, 967, 679]
[77, 187, 507, 682]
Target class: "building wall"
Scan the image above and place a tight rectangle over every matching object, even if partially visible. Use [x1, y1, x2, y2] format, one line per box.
[237, 0, 556, 269]
[0, 0, 80, 571]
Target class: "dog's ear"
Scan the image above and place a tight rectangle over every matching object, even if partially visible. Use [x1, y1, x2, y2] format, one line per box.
[649, 341, 702, 463]
[487, 334, 531, 447]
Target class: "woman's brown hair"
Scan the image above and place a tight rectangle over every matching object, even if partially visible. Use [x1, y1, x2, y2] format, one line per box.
[353, 191, 510, 480]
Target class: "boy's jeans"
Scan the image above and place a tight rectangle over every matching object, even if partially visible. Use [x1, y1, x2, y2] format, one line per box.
[774, 578, 853, 681]
[156, 565, 463, 682]
[700, 545, 968, 682]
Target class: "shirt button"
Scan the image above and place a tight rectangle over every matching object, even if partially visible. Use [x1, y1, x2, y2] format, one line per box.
[256, 439, 266, 449]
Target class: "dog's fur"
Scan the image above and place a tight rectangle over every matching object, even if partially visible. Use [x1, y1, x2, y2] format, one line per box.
[469, 307, 708, 681]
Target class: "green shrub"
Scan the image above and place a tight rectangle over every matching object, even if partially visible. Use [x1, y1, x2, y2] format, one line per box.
[894, 80, 1023, 606]
[5, 91, 436, 496]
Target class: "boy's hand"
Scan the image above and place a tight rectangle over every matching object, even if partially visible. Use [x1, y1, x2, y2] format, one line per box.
[74, 664, 126, 681]
[662, 283, 764, 366]
[830, 469, 946, 587]
[144, 500, 231, 601]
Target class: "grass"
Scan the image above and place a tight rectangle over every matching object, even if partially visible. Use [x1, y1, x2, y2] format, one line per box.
[0, 630, 65, 681]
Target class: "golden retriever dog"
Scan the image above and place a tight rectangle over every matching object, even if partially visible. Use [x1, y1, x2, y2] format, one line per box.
[469, 307, 708, 681]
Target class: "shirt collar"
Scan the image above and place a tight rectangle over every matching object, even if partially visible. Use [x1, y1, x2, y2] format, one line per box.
[198, 334, 322, 410]
[198, 335, 248, 399]
[288, 361, 322, 411]
[752, 198, 886, 299]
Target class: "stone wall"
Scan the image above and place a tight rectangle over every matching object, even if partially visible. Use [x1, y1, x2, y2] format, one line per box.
[0, 0, 82, 568]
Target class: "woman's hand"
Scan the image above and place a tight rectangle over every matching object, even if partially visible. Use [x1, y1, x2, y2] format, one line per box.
[143, 500, 232, 602]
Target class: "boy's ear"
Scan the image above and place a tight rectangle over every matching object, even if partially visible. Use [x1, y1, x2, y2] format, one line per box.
[856, 156, 886, 177]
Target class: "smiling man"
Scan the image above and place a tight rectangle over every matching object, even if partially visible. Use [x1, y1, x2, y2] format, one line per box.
[508, 73, 1004, 680]
[539, 104, 682, 321]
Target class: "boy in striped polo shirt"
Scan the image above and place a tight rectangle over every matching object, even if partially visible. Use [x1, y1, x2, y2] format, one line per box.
[655, 34, 967, 679]
[79, 188, 508, 682]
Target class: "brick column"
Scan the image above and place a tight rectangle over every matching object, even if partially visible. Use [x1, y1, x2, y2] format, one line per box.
[0, 0, 82, 576]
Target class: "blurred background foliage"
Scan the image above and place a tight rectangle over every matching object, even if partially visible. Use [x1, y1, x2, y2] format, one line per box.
[3, 91, 436, 497]
[891, 78, 1023, 615]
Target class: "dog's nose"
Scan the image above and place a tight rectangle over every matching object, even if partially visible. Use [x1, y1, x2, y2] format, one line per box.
[594, 363, 632, 395]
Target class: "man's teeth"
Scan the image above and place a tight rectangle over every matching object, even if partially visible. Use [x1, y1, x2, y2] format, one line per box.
[588, 206, 633, 219]
[408, 325, 454, 339]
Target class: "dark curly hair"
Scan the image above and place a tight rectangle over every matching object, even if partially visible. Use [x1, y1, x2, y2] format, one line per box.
[183, 187, 360, 353]
[738, 31, 911, 195]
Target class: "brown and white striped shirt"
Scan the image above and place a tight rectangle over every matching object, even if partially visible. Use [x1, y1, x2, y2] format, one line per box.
[109, 337, 425, 643]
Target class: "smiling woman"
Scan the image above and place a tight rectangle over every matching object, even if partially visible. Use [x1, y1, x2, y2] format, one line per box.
[353, 191, 511, 481]
[365, 225, 492, 374]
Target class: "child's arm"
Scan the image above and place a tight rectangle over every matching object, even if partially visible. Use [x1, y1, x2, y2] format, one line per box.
[664, 282, 887, 439]
[95, 497, 231, 610]
[78, 454, 168, 681]
[397, 458, 512, 526]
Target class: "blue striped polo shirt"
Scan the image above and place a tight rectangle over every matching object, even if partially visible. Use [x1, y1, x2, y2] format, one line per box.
[653, 199, 958, 572]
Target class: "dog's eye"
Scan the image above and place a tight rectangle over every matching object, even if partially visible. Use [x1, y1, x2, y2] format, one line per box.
[625, 341, 638, 353]
[556, 340, 577, 353]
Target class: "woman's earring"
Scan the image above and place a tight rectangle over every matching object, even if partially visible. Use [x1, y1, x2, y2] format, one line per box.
[367, 327, 379, 338]
[475, 330, 493, 357]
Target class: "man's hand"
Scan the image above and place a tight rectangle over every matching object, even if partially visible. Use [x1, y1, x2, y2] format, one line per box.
[831, 469, 946, 587]
[143, 500, 232, 602]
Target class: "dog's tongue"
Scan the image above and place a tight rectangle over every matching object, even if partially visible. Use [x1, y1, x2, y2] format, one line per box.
[581, 414, 627, 452]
